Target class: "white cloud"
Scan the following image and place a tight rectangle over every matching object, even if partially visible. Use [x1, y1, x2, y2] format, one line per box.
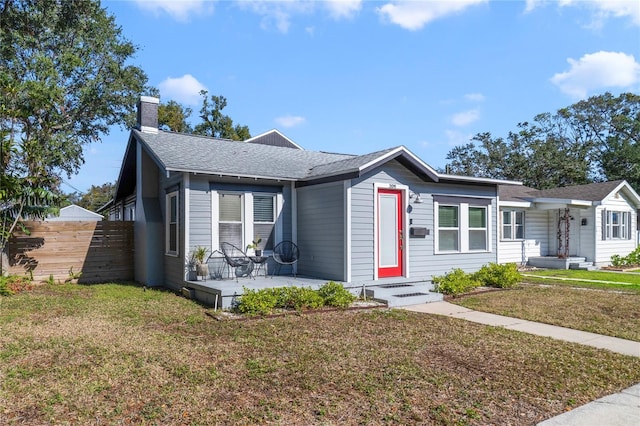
[324, 0, 362, 19]
[236, 1, 313, 33]
[464, 93, 485, 102]
[524, 0, 640, 26]
[376, 0, 486, 31]
[158, 74, 207, 105]
[445, 129, 473, 146]
[134, 0, 213, 22]
[451, 109, 480, 127]
[275, 115, 306, 128]
[550, 51, 640, 98]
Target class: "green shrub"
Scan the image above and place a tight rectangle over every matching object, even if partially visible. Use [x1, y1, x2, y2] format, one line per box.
[611, 246, 640, 267]
[235, 287, 278, 316]
[275, 286, 324, 311]
[474, 262, 521, 288]
[235, 282, 356, 315]
[318, 281, 356, 308]
[432, 268, 480, 296]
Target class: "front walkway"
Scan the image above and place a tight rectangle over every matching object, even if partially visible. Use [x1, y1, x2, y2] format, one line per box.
[402, 301, 640, 426]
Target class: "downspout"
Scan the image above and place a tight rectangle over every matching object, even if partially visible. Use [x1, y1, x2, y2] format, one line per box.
[290, 181, 297, 275]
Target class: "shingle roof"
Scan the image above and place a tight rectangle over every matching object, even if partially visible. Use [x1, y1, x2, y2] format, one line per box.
[498, 185, 538, 202]
[133, 129, 353, 180]
[499, 180, 628, 203]
[533, 180, 626, 201]
[305, 147, 399, 179]
[131, 129, 509, 187]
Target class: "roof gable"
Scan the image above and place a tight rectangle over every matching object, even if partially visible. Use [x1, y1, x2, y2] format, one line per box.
[245, 129, 302, 150]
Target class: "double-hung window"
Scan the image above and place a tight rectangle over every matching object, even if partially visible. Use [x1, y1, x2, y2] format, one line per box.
[469, 207, 487, 250]
[438, 205, 459, 252]
[166, 191, 179, 256]
[502, 210, 525, 240]
[215, 191, 279, 251]
[435, 196, 491, 253]
[603, 210, 631, 240]
[253, 194, 276, 250]
[219, 193, 243, 249]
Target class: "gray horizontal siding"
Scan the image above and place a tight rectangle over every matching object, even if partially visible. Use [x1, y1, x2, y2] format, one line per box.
[296, 182, 344, 280]
[498, 209, 548, 264]
[351, 160, 498, 282]
[189, 176, 213, 250]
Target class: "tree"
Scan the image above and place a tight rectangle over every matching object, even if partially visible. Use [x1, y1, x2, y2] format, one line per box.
[76, 183, 116, 212]
[0, 0, 147, 270]
[444, 93, 640, 190]
[76, 182, 115, 213]
[159, 100, 193, 133]
[193, 90, 251, 140]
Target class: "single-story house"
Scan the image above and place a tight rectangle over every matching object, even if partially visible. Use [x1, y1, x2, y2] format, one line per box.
[108, 96, 519, 304]
[48, 204, 103, 221]
[498, 181, 640, 268]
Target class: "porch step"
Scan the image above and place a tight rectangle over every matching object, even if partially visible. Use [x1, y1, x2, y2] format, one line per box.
[365, 282, 443, 307]
[569, 262, 597, 271]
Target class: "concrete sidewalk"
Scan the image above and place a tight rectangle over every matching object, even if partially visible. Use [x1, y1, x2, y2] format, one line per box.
[402, 301, 640, 425]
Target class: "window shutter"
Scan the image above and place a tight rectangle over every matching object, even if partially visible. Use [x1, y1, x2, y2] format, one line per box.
[628, 211, 633, 240]
[601, 209, 607, 240]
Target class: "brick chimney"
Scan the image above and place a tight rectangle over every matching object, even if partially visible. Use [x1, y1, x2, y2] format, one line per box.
[136, 96, 159, 133]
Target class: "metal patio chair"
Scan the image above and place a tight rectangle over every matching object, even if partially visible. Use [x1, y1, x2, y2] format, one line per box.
[272, 241, 299, 277]
[220, 242, 254, 281]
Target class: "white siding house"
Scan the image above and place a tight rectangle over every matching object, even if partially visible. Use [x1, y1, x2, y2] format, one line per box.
[498, 181, 640, 268]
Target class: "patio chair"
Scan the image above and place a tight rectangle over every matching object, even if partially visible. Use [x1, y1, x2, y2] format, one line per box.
[272, 241, 299, 277]
[205, 250, 227, 280]
[220, 242, 255, 281]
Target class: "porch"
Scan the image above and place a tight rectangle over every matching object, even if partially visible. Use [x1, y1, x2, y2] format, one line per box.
[528, 256, 596, 271]
[183, 274, 442, 310]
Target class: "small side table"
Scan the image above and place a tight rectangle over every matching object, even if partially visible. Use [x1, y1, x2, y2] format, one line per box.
[249, 256, 269, 278]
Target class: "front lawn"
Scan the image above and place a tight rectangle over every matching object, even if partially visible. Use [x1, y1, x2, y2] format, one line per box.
[523, 269, 640, 292]
[1, 283, 639, 425]
[453, 282, 640, 341]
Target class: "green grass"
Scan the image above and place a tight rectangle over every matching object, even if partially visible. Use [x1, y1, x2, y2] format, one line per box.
[525, 269, 640, 283]
[1, 282, 639, 425]
[454, 282, 640, 341]
[523, 269, 640, 292]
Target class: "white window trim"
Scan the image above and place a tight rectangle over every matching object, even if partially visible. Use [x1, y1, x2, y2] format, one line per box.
[605, 210, 629, 240]
[435, 201, 492, 254]
[252, 192, 278, 251]
[435, 203, 460, 253]
[211, 190, 282, 254]
[501, 209, 525, 241]
[468, 205, 489, 252]
[165, 190, 179, 257]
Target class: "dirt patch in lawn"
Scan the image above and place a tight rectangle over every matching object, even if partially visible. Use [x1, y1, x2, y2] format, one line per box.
[1, 283, 639, 425]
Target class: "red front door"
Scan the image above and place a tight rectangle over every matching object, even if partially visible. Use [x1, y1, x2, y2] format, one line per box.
[377, 189, 403, 278]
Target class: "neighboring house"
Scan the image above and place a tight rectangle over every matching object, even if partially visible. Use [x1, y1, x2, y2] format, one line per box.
[498, 180, 640, 268]
[109, 96, 518, 293]
[47, 204, 103, 221]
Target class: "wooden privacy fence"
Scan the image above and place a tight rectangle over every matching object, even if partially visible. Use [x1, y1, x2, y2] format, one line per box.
[7, 221, 134, 283]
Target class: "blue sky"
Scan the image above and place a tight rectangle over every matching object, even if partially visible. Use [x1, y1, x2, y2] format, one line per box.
[66, 0, 640, 193]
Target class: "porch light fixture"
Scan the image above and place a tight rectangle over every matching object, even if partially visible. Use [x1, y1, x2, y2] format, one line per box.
[409, 191, 423, 204]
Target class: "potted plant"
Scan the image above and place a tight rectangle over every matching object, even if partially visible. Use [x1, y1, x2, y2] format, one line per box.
[246, 237, 263, 257]
[191, 246, 209, 280]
